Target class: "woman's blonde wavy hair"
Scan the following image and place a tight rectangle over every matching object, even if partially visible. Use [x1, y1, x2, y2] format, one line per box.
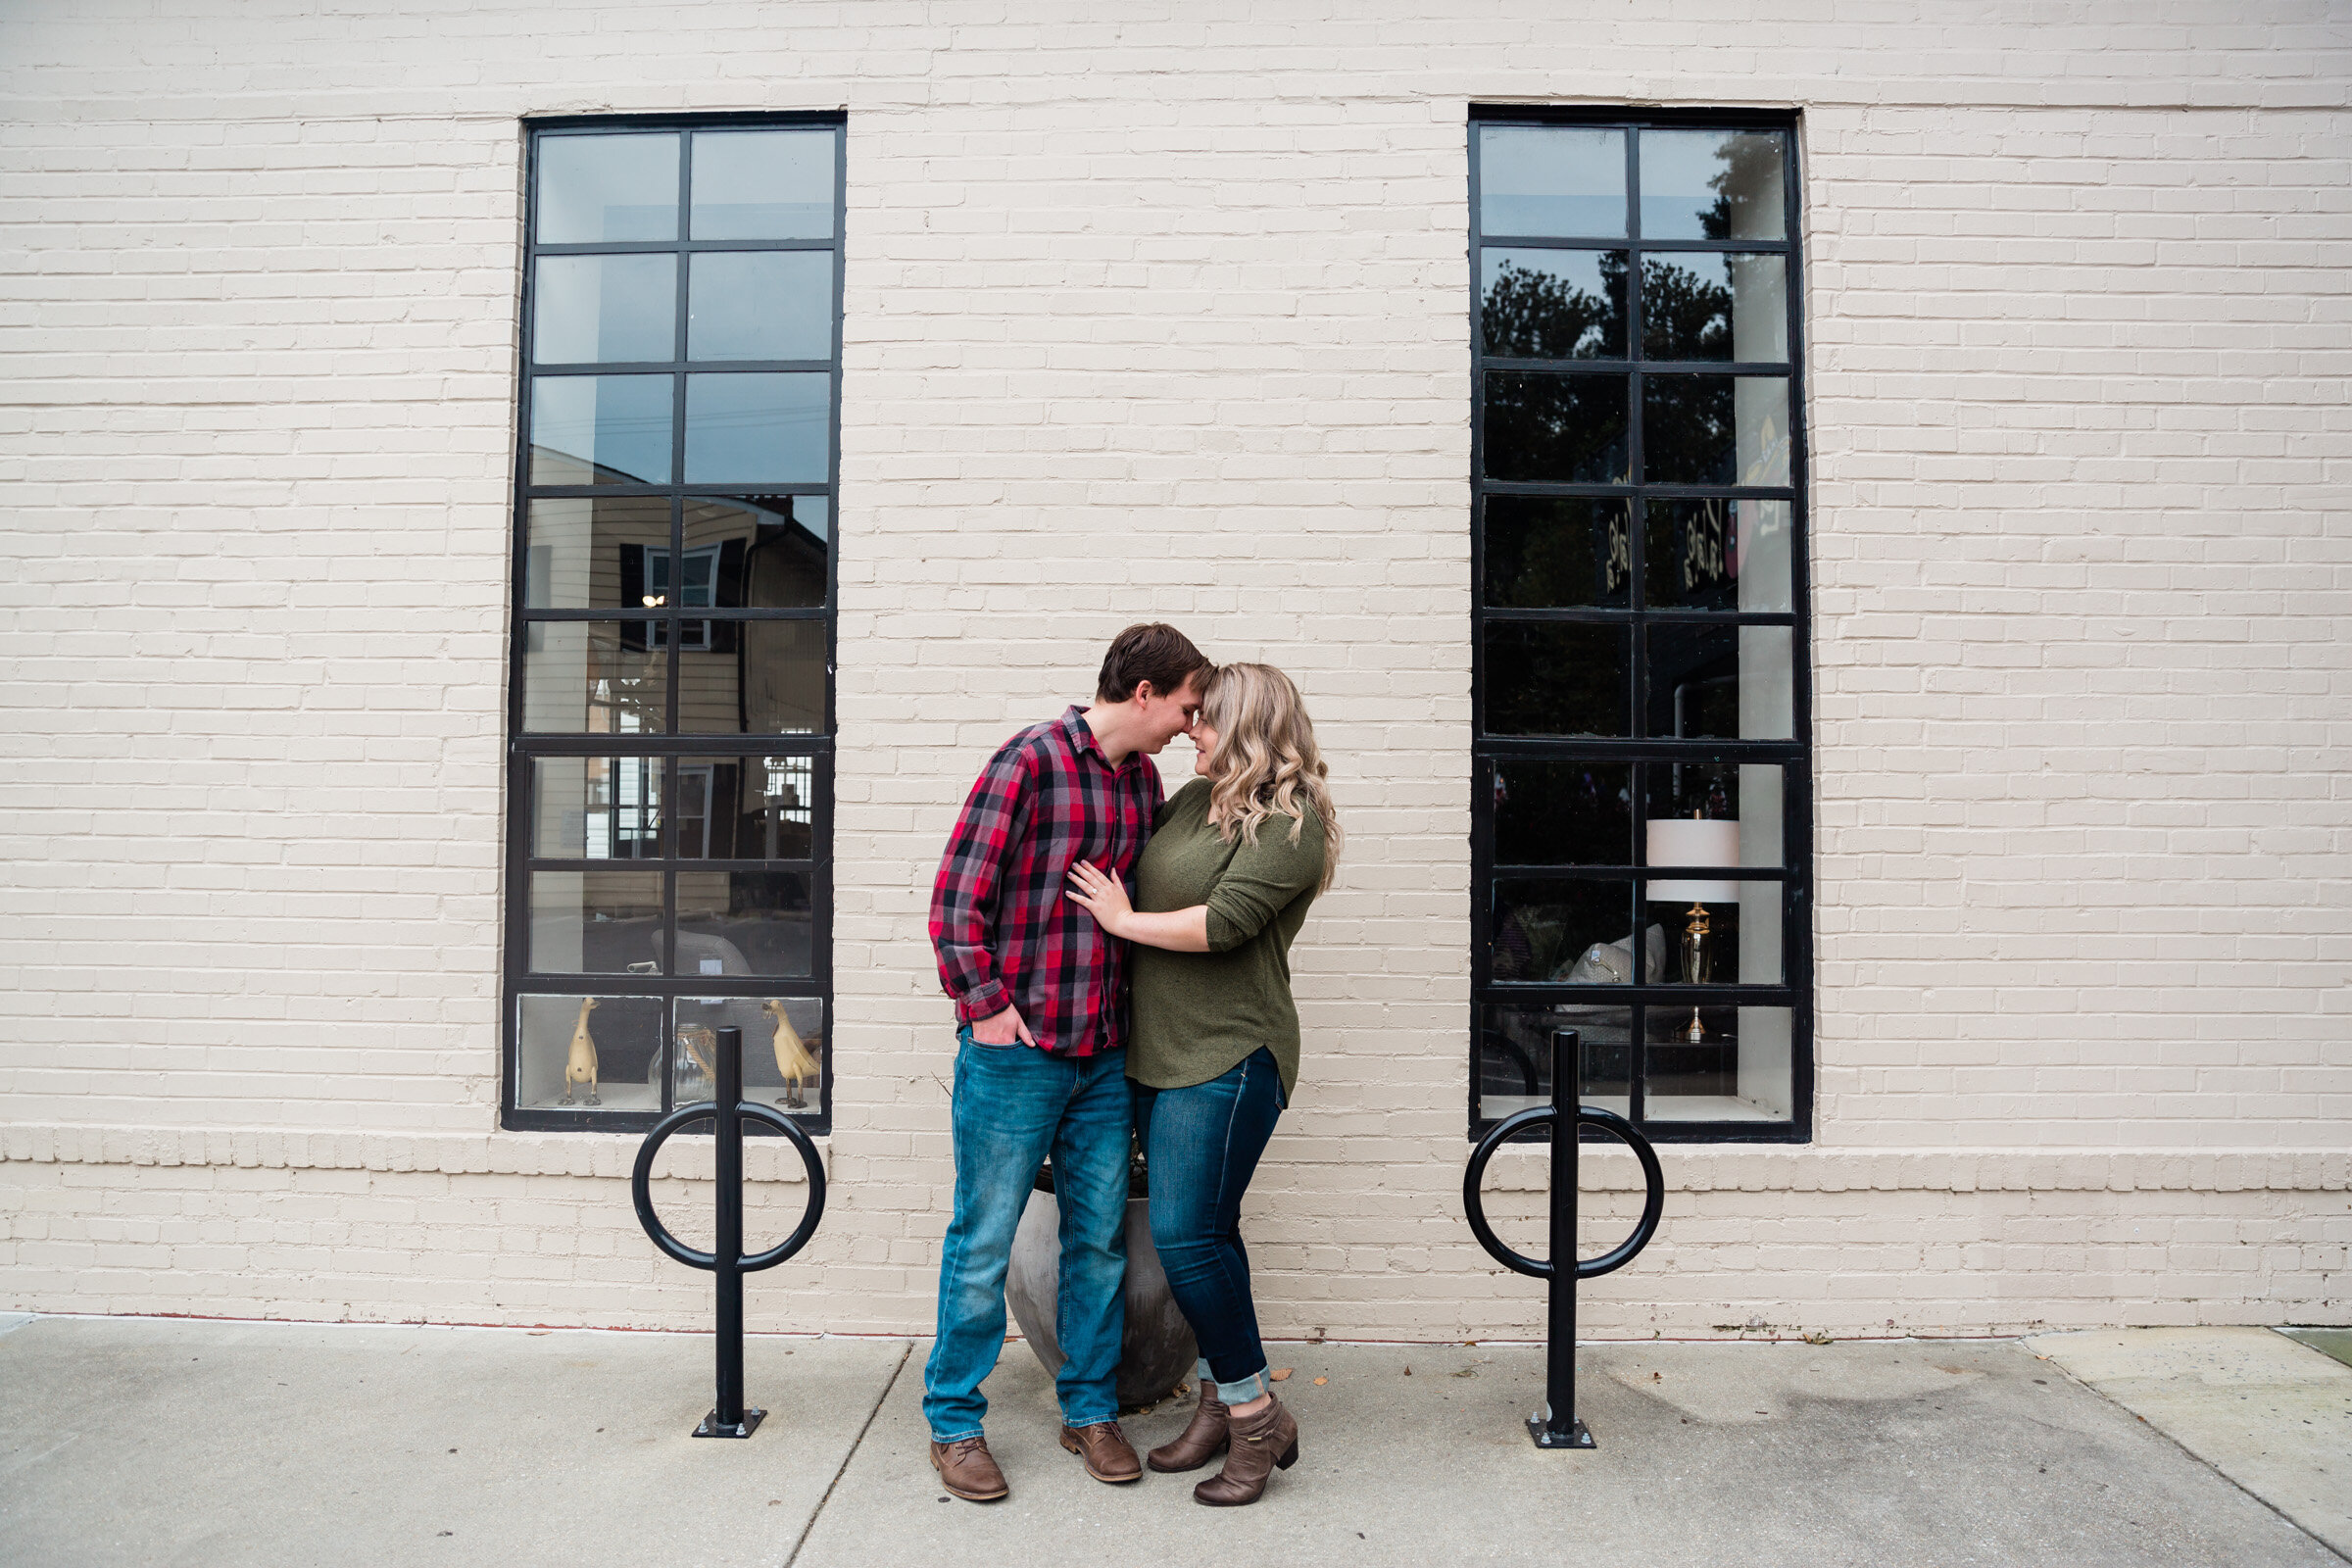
[1199, 662, 1342, 895]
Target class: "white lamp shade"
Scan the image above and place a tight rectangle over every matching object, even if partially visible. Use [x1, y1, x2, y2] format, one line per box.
[1645, 817, 1740, 903]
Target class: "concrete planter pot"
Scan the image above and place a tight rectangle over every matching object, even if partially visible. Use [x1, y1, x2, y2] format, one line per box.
[1004, 1182, 1196, 1411]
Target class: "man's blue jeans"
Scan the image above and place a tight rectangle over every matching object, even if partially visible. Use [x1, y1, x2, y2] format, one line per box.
[922, 1027, 1133, 1443]
[1131, 1048, 1286, 1404]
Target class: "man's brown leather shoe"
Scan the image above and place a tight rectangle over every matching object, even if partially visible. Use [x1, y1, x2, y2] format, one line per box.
[1058, 1419, 1143, 1484]
[1193, 1395, 1298, 1506]
[1147, 1385, 1229, 1472]
[929, 1435, 1008, 1501]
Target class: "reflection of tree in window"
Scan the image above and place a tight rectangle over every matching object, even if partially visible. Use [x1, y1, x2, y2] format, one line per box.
[1639, 257, 1733, 361]
[1699, 137, 1782, 239]
[1481, 255, 1626, 359]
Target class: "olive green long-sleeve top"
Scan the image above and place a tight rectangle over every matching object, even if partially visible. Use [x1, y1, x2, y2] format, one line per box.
[1126, 777, 1327, 1098]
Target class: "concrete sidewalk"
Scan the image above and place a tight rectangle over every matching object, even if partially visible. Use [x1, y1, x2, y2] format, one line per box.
[0, 1314, 2343, 1568]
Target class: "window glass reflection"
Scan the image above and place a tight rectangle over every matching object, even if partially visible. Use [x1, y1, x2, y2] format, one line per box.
[1483, 372, 1629, 483]
[683, 373, 829, 485]
[1484, 622, 1630, 738]
[1639, 760, 1785, 871]
[533, 757, 666, 858]
[1641, 375, 1790, 486]
[1640, 253, 1787, 363]
[690, 129, 835, 239]
[1481, 249, 1626, 359]
[1644, 1005, 1791, 1121]
[1485, 497, 1632, 610]
[1478, 126, 1626, 237]
[676, 618, 826, 736]
[524, 497, 669, 611]
[523, 622, 669, 734]
[1642, 499, 1792, 612]
[537, 132, 679, 243]
[528, 871, 663, 974]
[1637, 128, 1786, 241]
[1493, 760, 1632, 865]
[682, 494, 827, 609]
[530, 374, 673, 486]
[533, 254, 676, 366]
[1494, 879, 1646, 985]
[675, 996, 822, 1113]
[675, 870, 815, 977]
[689, 251, 833, 362]
[1644, 624, 1792, 740]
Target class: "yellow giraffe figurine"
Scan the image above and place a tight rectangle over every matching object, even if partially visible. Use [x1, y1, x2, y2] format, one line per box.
[765, 1000, 819, 1109]
[560, 997, 601, 1106]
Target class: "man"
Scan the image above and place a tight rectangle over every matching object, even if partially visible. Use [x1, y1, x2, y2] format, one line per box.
[923, 623, 1212, 1502]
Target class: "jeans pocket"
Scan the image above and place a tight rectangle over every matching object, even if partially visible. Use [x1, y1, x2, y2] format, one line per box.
[959, 1023, 1019, 1052]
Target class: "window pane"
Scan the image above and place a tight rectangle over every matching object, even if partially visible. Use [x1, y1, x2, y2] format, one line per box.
[532, 254, 676, 366]
[1482, 371, 1629, 483]
[1480, 1004, 1631, 1121]
[1484, 621, 1630, 738]
[1493, 760, 1632, 865]
[533, 757, 666, 858]
[682, 494, 828, 610]
[683, 372, 829, 485]
[1644, 623, 1793, 740]
[1641, 374, 1790, 486]
[688, 251, 833, 363]
[528, 871, 663, 974]
[1493, 878, 1644, 984]
[690, 129, 835, 240]
[676, 870, 815, 977]
[1642, 498, 1792, 612]
[1644, 1005, 1791, 1121]
[1478, 126, 1626, 237]
[1642, 876, 1782, 985]
[1640, 760, 1785, 870]
[515, 993, 663, 1111]
[675, 996, 822, 1114]
[1638, 128, 1786, 241]
[1480, 249, 1626, 360]
[671, 754, 817, 859]
[675, 619, 825, 735]
[1639, 253, 1787, 364]
[524, 497, 668, 611]
[1484, 497, 1632, 609]
[522, 622, 669, 734]
[530, 374, 673, 486]
[537, 132, 679, 243]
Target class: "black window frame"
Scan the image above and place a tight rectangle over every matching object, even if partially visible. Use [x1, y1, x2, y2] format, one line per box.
[1468, 105, 1814, 1145]
[503, 112, 846, 1134]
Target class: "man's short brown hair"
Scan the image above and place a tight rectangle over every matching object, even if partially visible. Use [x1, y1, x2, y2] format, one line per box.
[1096, 623, 1212, 704]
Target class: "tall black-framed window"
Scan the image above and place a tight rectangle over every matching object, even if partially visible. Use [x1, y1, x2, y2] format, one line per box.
[503, 114, 844, 1133]
[1470, 108, 1812, 1144]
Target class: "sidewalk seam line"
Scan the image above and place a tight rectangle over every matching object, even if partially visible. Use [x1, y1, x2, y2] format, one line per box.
[783, 1338, 911, 1568]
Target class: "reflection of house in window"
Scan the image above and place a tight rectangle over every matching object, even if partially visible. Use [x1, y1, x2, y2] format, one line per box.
[585, 758, 662, 858]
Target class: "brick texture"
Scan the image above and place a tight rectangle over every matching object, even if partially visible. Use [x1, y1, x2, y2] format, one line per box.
[1, 0, 2346, 1336]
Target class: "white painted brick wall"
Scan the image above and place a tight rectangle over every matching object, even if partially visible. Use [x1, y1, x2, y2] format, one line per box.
[1, 0, 2346, 1336]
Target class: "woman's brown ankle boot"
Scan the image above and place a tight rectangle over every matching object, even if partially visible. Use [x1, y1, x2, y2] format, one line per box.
[1192, 1393, 1298, 1506]
[1147, 1384, 1228, 1472]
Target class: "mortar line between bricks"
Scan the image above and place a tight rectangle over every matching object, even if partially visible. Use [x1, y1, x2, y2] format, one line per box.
[783, 1339, 911, 1568]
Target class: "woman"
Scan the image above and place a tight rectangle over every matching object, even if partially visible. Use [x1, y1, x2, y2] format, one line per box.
[1065, 662, 1340, 1507]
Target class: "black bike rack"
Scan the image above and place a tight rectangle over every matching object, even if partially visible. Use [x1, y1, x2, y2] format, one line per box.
[630, 1025, 827, 1439]
[1462, 1028, 1666, 1449]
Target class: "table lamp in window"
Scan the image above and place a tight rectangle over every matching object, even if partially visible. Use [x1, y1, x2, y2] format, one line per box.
[1645, 813, 1740, 1043]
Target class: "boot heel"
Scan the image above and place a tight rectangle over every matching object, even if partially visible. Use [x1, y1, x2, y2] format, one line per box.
[1274, 1438, 1299, 1470]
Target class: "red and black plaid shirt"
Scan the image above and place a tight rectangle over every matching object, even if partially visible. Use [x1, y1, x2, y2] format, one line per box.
[929, 706, 1164, 1056]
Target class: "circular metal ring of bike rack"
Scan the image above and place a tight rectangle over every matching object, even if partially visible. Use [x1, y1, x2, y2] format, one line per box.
[630, 1102, 828, 1274]
[1462, 1104, 1665, 1281]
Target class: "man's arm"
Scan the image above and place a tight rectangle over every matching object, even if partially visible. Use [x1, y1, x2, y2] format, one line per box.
[928, 741, 1037, 1042]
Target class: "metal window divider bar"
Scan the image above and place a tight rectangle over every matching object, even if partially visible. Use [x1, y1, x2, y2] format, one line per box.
[1462, 1027, 1666, 1447]
[630, 1025, 827, 1437]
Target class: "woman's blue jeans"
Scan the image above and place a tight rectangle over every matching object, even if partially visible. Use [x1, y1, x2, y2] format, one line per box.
[922, 1028, 1132, 1444]
[1132, 1048, 1286, 1405]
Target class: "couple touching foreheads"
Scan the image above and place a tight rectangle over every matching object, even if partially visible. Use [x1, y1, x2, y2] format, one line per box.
[923, 623, 1340, 1508]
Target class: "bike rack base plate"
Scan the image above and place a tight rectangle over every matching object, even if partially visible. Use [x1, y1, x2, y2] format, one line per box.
[695, 1407, 766, 1439]
[1528, 1412, 1595, 1449]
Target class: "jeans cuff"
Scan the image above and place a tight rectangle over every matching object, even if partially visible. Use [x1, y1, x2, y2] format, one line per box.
[930, 1426, 984, 1446]
[1061, 1410, 1117, 1431]
[1211, 1367, 1271, 1404]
